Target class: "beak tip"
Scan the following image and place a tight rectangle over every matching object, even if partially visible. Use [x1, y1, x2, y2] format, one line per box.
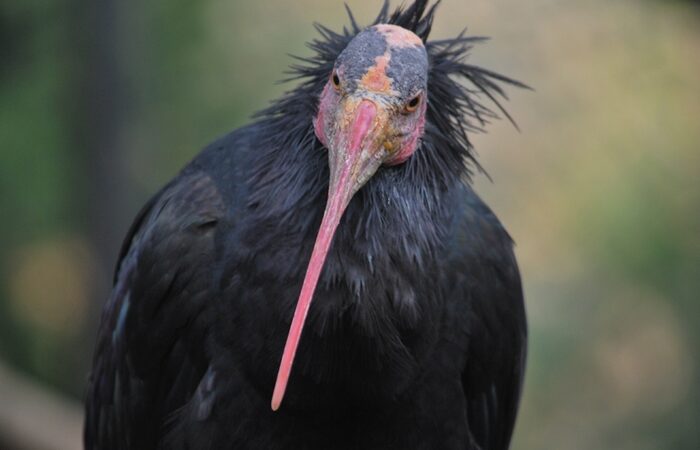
[271, 396, 281, 411]
[271, 383, 284, 411]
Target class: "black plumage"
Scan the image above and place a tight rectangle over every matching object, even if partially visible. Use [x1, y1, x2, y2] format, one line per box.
[85, 1, 527, 449]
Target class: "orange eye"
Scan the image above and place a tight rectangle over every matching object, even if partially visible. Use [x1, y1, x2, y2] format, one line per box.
[331, 71, 341, 90]
[405, 93, 422, 113]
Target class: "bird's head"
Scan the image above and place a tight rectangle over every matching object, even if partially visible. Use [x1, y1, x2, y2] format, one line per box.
[314, 24, 429, 178]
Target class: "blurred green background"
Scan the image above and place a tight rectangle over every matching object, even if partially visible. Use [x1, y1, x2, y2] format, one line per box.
[0, 0, 698, 449]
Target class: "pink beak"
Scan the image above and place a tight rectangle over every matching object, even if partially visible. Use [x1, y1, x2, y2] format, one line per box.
[271, 99, 386, 410]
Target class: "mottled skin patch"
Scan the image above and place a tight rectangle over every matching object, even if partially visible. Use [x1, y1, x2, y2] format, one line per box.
[386, 45, 428, 100]
[372, 24, 427, 100]
[335, 28, 387, 93]
[335, 25, 427, 99]
[373, 24, 424, 48]
[359, 53, 395, 94]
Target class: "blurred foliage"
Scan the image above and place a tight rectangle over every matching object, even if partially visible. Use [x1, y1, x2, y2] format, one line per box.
[0, 0, 698, 448]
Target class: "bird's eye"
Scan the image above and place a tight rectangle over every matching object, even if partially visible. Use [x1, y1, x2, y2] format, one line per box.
[331, 71, 341, 90]
[405, 93, 422, 113]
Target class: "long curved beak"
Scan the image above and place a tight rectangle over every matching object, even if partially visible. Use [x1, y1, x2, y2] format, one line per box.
[272, 99, 387, 410]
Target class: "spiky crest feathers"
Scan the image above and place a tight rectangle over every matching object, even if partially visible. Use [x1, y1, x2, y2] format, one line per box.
[256, 0, 527, 184]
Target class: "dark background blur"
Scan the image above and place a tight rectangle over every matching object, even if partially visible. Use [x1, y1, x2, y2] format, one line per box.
[1, 0, 698, 449]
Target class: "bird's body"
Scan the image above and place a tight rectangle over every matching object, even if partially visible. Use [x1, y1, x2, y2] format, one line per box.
[85, 2, 527, 449]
